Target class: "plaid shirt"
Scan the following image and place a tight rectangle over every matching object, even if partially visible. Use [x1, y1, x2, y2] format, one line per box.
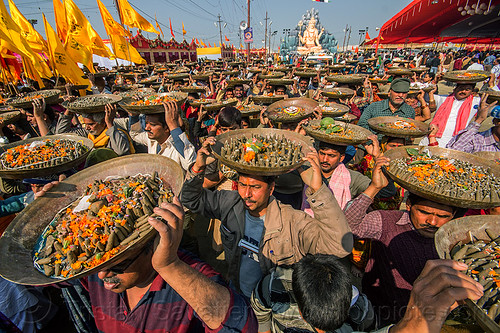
[344, 194, 412, 239]
[81, 250, 256, 333]
[446, 121, 500, 153]
[357, 99, 416, 134]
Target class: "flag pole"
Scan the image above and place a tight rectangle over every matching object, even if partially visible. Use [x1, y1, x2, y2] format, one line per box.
[114, 0, 133, 65]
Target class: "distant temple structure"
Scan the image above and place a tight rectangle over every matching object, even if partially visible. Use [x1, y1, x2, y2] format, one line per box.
[280, 8, 338, 57]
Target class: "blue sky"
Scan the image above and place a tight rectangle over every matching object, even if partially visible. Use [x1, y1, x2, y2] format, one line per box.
[6, 0, 412, 50]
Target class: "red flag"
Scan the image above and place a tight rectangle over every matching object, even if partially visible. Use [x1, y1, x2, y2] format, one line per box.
[208, 42, 211, 47]
[169, 18, 175, 38]
[225, 35, 229, 42]
[195, 38, 199, 45]
[355, 46, 359, 53]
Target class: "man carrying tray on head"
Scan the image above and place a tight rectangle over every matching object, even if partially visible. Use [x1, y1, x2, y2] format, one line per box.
[357, 78, 416, 139]
[129, 101, 196, 173]
[343, 156, 466, 327]
[180, 137, 353, 298]
[420, 73, 490, 147]
[19, 181, 257, 333]
[54, 104, 134, 156]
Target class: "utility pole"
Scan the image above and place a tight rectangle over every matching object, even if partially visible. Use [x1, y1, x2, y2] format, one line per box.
[217, 14, 223, 48]
[342, 24, 348, 53]
[263, 12, 269, 61]
[247, 0, 250, 62]
[268, 22, 272, 60]
[346, 26, 351, 52]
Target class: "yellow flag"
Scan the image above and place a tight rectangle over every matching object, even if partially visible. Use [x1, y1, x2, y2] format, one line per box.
[0, 1, 52, 78]
[9, 0, 48, 54]
[53, 0, 68, 41]
[182, 22, 186, 35]
[117, 0, 160, 34]
[64, 33, 93, 73]
[155, 14, 164, 37]
[110, 35, 146, 65]
[43, 13, 89, 86]
[96, 0, 145, 65]
[64, 0, 112, 59]
[97, 0, 130, 37]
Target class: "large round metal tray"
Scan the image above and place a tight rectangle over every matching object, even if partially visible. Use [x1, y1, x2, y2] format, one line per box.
[368, 78, 388, 84]
[117, 88, 155, 100]
[267, 98, 317, 123]
[319, 102, 349, 117]
[237, 104, 264, 116]
[303, 119, 371, 146]
[486, 89, 500, 103]
[250, 95, 285, 105]
[227, 79, 251, 86]
[0, 154, 183, 285]
[164, 73, 189, 80]
[191, 73, 212, 81]
[367, 116, 430, 138]
[203, 98, 238, 112]
[411, 67, 429, 73]
[267, 79, 295, 86]
[119, 91, 187, 114]
[442, 70, 489, 84]
[190, 98, 216, 107]
[259, 72, 285, 79]
[383, 146, 500, 209]
[321, 87, 355, 100]
[295, 71, 317, 78]
[386, 68, 412, 76]
[179, 86, 207, 94]
[335, 113, 357, 123]
[211, 128, 314, 176]
[6, 89, 61, 109]
[112, 84, 144, 92]
[326, 74, 364, 84]
[274, 67, 292, 73]
[63, 94, 122, 114]
[0, 111, 21, 125]
[328, 64, 346, 71]
[138, 76, 159, 84]
[222, 70, 240, 76]
[473, 151, 500, 164]
[0, 134, 94, 179]
[248, 68, 262, 74]
[434, 216, 500, 333]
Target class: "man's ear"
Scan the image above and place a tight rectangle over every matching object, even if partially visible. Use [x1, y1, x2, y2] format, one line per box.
[340, 154, 346, 163]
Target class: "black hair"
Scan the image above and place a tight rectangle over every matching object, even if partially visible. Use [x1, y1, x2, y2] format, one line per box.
[318, 141, 347, 155]
[424, 72, 435, 80]
[218, 106, 242, 127]
[146, 113, 167, 127]
[188, 92, 200, 99]
[292, 254, 352, 331]
[407, 192, 464, 216]
[238, 173, 275, 185]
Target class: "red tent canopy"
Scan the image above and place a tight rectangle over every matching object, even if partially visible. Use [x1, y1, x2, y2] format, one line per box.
[371, 0, 500, 45]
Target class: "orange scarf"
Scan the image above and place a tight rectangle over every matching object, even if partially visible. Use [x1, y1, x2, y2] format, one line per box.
[88, 130, 110, 148]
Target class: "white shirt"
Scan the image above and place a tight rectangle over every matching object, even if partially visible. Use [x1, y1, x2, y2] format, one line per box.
[467, 63, 484, 71]
[130, 130, 196, 172]
[420, 94, 479, 147]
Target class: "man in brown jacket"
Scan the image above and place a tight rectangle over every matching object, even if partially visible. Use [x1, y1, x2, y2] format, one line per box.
[180, 137, 353, 297]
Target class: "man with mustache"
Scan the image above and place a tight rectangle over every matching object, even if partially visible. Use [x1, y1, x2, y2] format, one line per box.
[180, 139, 353, 298]
[83, 197, 257, 332]
[420, 74, 490, 147]
[343, 157, 461, 327]
[357, 78, 415, 138]
[129, 101, 196, 172]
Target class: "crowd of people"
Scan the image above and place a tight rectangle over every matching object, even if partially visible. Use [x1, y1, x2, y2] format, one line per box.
[0, 48, 499, 333]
